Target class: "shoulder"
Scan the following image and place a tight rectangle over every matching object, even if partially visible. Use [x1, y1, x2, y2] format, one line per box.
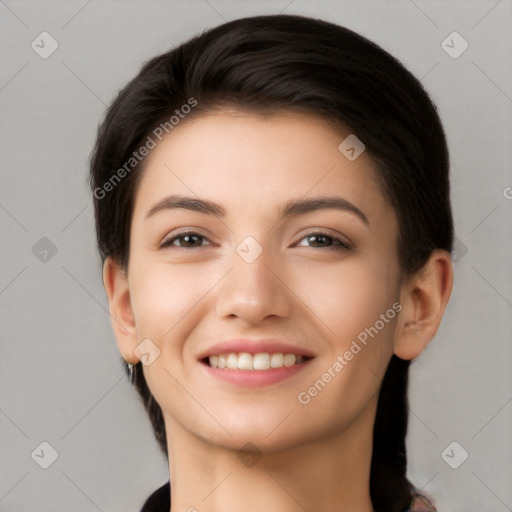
[407, 493, 437, 512]
[139, 481, 170, 512]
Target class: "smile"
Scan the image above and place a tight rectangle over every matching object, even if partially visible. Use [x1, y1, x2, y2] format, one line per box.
[207, 352, 308, 370]
[198, 339, 315, 386]
[200, 352, 313, 387]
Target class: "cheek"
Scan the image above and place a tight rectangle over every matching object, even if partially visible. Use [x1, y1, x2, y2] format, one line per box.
[128, 259, 213, 345]
[291, 265, 398, 439]
[298, 257, 399, 344]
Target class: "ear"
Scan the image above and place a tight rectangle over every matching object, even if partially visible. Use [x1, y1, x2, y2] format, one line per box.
[102, 257, 140, 365]
[394, 249, 453, 360]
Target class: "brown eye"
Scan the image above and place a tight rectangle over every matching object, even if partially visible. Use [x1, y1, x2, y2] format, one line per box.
[307, 234, 332, 247]
[160, 231, 210, 249]
[296, 232, 351, 251]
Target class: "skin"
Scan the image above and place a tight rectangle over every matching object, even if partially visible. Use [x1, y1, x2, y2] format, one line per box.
[103, 110, 453, 511]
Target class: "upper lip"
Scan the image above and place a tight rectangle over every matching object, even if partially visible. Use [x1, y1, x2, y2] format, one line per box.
[197, 339, 315, 360]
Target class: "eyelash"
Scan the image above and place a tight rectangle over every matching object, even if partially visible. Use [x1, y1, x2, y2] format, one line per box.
[160, 230, 352, 251]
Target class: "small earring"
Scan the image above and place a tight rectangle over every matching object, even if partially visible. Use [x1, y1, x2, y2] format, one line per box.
[127, 362, 135, 384]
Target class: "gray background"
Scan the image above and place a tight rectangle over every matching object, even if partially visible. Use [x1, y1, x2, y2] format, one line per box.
[1, 0, 511, 511]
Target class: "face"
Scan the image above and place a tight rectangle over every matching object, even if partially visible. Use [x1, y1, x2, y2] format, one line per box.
[124, 110, 402, 452]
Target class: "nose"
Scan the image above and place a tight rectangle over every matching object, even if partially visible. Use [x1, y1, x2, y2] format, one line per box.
[215, 248, 291, 325]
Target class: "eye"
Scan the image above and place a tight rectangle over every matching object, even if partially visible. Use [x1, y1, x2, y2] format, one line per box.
[295, 231, 351, 251]
[160, 231, 211, 249]
[159, 230, 351, 251]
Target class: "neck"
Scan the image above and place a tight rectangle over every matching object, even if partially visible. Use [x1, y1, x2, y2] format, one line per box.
[165, 404, 376, 512]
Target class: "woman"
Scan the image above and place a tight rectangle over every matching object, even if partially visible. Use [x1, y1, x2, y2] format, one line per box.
[89, 14, 453, 512]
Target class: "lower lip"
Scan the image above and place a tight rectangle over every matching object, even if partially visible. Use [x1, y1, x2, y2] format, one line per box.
[200, 360, 312, 387]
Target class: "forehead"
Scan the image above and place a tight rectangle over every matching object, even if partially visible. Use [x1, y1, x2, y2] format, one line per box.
[132, 110, 392, 223]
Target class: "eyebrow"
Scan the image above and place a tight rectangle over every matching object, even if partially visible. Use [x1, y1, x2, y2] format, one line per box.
[144, 194, 369, 226]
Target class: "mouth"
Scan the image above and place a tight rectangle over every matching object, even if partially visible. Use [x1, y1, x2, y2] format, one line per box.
[201, 352, 313, 370]
[197, 339, 315, 386]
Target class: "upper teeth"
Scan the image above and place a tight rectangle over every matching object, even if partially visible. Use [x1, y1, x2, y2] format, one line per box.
[208, 352, 305, 370]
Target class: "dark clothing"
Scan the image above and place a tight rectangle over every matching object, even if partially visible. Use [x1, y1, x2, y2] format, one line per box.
[140, 481, 436, 511]
[140, 481, 170, 512]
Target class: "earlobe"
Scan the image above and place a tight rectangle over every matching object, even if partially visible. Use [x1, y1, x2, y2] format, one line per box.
[102, 257, 140, 365]
[394, 250, 453, 360]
